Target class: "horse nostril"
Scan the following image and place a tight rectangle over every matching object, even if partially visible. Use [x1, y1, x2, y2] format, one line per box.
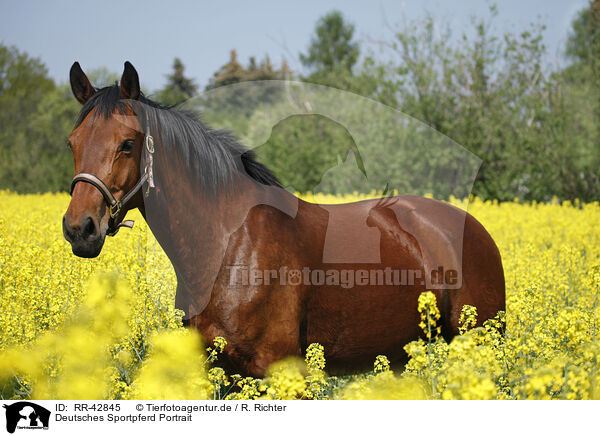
[82, 216, 98, 240]
[63, 215, 75, 241]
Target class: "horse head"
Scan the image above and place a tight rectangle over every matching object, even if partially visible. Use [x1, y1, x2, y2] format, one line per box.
[63, 61, 146, 257]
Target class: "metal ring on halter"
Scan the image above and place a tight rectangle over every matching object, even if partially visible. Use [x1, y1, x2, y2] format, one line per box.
[145, 135, 154, 153]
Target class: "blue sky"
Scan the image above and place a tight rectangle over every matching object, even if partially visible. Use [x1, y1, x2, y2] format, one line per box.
[0, 0, 588, 93]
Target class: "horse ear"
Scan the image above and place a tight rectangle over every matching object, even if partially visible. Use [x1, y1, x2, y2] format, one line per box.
[69, 62, 95, 104]
[120, 61, 140, 100]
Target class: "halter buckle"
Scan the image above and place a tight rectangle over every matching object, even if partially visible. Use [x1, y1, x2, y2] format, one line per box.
[109, 201, 121, 219]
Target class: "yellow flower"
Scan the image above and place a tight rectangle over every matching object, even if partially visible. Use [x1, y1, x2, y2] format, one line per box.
[1, 190, 600, 400]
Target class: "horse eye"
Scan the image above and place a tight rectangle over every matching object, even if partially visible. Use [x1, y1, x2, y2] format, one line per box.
[119, 140, 134, 153]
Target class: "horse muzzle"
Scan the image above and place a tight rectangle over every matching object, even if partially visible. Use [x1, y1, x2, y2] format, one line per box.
[63, 213, 106, 258]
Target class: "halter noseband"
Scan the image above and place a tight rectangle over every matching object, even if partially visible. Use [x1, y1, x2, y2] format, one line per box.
[69, 134, 155, 237]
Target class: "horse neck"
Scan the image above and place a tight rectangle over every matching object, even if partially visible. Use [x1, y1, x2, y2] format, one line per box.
[142, 144, 300, 314]
[145, 146, 236, 267]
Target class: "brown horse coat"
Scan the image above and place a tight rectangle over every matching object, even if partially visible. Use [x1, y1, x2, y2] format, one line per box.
[63, 62, 505, 377]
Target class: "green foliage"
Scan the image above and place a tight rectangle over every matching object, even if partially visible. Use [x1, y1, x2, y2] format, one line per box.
[300, 10, 359, 74]
[202, 50, 290, 119]
[196, 50, 291, 134]
[206, 49, 289, 91]
[0, 44, 121, 193]
[254, 114, 361, 192]
[156, 58, 198, 106]
[376, 8, 600, 201]
[566, 1, 600, 66]
[0, 44, 68, 193]
[1, 4, 599, 201]
[561, 1, 600, 195]
[26, 84, 79, 192]
[299, 10, 376, 96]
[238, 81, 478, 198]
[206, 50, 290, 90]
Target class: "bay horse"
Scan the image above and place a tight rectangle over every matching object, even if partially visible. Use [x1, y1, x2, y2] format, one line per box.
[63, 62, 505, 377]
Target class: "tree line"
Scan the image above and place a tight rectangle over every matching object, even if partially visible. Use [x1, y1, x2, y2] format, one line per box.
[0, 4, 599, 201]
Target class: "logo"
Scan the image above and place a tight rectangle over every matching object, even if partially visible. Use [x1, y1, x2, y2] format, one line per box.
[2, 402, 50, 433]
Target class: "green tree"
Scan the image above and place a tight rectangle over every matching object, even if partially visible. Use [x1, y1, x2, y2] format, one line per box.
[206, 50, 289, 90]
[298, 11, 392, 98]
[377, 8, 600, 201]
[566, 1, 600, 66]
[260, 5, 600, 201]
[300, 10, 359, 73]
[206, 50, 247, 90]
[26, 83, 80, 191]
[157, 58, 198, 106]
[0, 46, 120, 192]
[199, 50, 290, 131]
[254, 114, 361, 192]
[0, 44, 57, 192]
[563, 0, 600, 168]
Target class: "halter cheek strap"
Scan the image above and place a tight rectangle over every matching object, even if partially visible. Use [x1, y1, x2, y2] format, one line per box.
[69, 134, 155, 237]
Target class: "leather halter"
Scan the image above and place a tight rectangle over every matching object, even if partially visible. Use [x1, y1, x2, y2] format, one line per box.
[70, 134, 155, 237]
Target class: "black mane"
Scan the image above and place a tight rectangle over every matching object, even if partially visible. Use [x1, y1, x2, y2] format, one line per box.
[75, 84, 282, 195]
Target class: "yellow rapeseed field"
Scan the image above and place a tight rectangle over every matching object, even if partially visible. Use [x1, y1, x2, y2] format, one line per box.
[0, 190, 599, 399]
